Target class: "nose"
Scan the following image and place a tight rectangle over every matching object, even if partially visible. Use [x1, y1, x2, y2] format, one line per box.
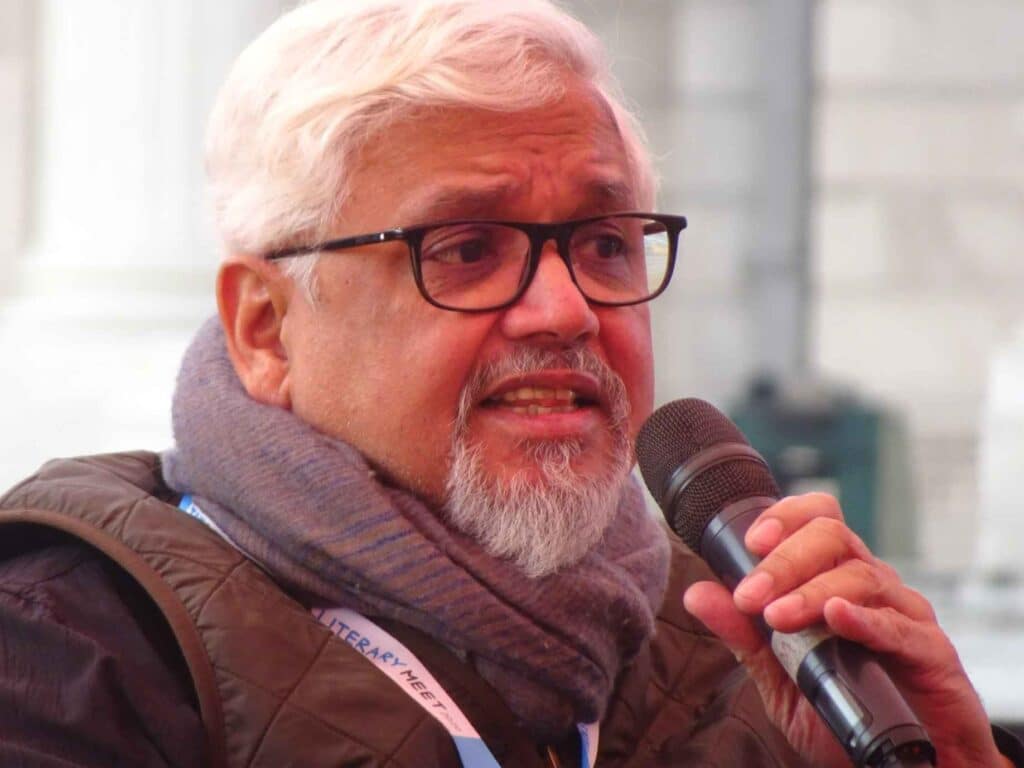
[498, 240, 599, 344]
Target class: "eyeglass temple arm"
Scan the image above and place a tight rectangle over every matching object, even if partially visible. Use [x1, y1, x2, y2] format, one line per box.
[265, 228, 409, 260]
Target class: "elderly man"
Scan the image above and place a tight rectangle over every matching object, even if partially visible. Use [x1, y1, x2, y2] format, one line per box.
[0, 1, 1020, 767]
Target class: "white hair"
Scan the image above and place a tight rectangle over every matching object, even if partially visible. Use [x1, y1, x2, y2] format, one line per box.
[445, 438, 630, 578]
[443, 344, 634, 578]
[205, 0, 657, 289]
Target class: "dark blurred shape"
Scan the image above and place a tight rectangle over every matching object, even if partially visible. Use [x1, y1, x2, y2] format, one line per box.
[730, 373, 916, 557]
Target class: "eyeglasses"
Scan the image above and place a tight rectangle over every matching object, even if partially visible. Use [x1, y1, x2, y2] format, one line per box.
[266, 212, 686, 313]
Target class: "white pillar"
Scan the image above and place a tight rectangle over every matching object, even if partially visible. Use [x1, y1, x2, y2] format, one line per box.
[974, 322, 1024, 577]
[747, 0, 815, 379]
[0, 0, 290, 488]
[0, 0, 32, 271]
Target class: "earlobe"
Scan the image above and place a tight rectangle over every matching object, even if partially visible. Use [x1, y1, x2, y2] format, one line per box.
[216, 257, 293, 408]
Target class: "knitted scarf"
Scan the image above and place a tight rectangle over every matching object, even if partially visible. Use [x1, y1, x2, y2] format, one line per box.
[162, 318, 670, 738]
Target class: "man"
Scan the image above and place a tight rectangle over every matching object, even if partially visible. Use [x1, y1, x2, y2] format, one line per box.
[0, 1, 1019, 766]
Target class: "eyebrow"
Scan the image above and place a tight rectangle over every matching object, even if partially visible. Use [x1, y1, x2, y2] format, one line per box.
[566, 180, 636, 219]
[395, 181, 521, 226]
[393, 177, 637, 227]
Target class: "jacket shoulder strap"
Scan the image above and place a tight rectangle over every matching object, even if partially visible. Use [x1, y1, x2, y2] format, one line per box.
[0, 508, 228, 768]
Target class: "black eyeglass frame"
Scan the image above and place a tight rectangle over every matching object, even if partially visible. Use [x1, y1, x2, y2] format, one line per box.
[265, 211, 687, 313]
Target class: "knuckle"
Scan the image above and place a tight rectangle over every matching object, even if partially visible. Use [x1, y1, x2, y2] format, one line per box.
[900, 585, 938, 622]
[800, 559, 883, 609]
[849, 558, 886, 598]
[808, 515, 848, 544]
[809, 516, 874, 559]
[765, 547, 801, 579]
[797, 578, 832, 608]
[874, 606, 944, 659]
[871, 558, 908, 593]
[846, 530, 873, 559]
[805, 492, 844, 521]
[873, 557, 900, 581]
[883, 607, 913, 647]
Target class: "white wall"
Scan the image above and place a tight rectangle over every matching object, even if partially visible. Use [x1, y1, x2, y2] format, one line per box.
[572, 0, 1024, 717]
[571, 0, 764, 414]
[571, 0, 1024, 572]
[813, 0, 1024, 569]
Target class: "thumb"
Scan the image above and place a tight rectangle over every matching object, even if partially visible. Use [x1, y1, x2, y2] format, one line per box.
[684, 580, 765, 657]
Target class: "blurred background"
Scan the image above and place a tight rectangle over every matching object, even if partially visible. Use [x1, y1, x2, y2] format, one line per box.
[1, 0, 1022, 730]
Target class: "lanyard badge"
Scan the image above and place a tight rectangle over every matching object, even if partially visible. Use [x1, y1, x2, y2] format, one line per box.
[313, 607, 600, 768]
[178, 495, 600, 767]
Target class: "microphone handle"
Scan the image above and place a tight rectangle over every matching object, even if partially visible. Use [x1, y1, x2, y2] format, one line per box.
[691, 497, 937, 768]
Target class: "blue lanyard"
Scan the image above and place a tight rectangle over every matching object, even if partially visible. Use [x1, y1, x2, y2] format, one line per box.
[313, 606, 503, 767]
[178, 495, 600, 767]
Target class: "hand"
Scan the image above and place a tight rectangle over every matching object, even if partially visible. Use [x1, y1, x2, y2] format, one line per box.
[682, 493, 1011, 768]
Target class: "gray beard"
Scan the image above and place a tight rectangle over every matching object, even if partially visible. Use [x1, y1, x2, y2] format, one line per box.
[443, 347, 634, 579]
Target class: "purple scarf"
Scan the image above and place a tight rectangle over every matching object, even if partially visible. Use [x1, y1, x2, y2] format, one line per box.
[162, 317, 670, 737]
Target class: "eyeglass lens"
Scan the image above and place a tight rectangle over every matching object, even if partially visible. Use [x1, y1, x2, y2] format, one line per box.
[417, 216, 672, 310]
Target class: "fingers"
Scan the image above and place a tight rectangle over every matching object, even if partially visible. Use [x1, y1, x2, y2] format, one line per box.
[688, 494, 1003, 768]
[744, 493, 846, 555]
[823, 597, 946, 666]
[762, 557, 884, 631]
[824, 597, 1009, 767]
[733, 494, 935, 632]
[762, 559, 935, 632]
[734, 512, 871, 613]
[683, 580, 764, 656]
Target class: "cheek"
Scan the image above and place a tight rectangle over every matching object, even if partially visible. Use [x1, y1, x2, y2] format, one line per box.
[327, 302, 495, 438]
[601, 307, 654, 434]
[394, 330, 476, 420]
[284, 303, 498, 503]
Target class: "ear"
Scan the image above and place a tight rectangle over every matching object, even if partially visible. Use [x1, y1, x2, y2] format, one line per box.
[216, 256, 293, 408]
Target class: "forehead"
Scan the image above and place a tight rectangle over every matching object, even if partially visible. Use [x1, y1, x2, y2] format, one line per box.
[343, 79, 636, 227]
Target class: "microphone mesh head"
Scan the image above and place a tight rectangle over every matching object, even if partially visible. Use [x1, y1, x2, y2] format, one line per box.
[636, 398, 780, 552]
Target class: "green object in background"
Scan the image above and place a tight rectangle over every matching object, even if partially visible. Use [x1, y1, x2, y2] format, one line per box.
[729, 376, 915, 558]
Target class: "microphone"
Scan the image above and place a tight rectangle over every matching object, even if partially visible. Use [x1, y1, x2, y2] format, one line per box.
[636, 398, 936, 768]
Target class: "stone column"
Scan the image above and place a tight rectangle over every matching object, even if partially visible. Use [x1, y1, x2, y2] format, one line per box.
[0, 0, 33, 287]
[0, 0, 290, 487]
[975, 323, 1024, 576]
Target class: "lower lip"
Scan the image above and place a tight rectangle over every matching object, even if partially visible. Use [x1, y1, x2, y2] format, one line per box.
[474, 404, 605, 440]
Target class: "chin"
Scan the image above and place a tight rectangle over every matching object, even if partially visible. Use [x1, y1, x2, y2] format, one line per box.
[443, 432, 633, 577]
[483, 437, 609, 484]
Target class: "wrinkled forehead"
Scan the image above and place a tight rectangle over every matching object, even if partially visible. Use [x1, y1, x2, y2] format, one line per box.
[342, 79, 637, 227]
[390, 177, 635, 228]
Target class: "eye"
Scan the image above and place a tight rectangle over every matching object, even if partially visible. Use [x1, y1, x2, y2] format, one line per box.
[572, 222, 632, 263]
[439, 238, 487, 264]
[422, 228, 498, 265]
[592, 233, 627, 259]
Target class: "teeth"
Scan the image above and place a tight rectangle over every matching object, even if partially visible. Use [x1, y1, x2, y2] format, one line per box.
[510, 404, 577, 415]
[499, 387, 578, 404]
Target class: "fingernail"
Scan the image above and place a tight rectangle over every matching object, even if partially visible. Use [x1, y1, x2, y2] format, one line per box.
[736, 571, 774, 604]
[747, 518, 783, 550]
[682, 587, 698, 613]
[768, 593, 806, 618]
[825, 597, 859, 625]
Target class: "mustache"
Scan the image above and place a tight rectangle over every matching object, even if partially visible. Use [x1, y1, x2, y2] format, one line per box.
[453, 345, 631, 434]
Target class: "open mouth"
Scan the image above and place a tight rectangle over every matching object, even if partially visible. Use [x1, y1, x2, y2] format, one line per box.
[481, 385, 601, 415]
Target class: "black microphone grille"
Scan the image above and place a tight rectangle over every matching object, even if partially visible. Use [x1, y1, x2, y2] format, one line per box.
[636, 398, 781, 552]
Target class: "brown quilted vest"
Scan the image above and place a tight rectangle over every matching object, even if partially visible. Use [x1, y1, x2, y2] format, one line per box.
[0, 452, 804, 768]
